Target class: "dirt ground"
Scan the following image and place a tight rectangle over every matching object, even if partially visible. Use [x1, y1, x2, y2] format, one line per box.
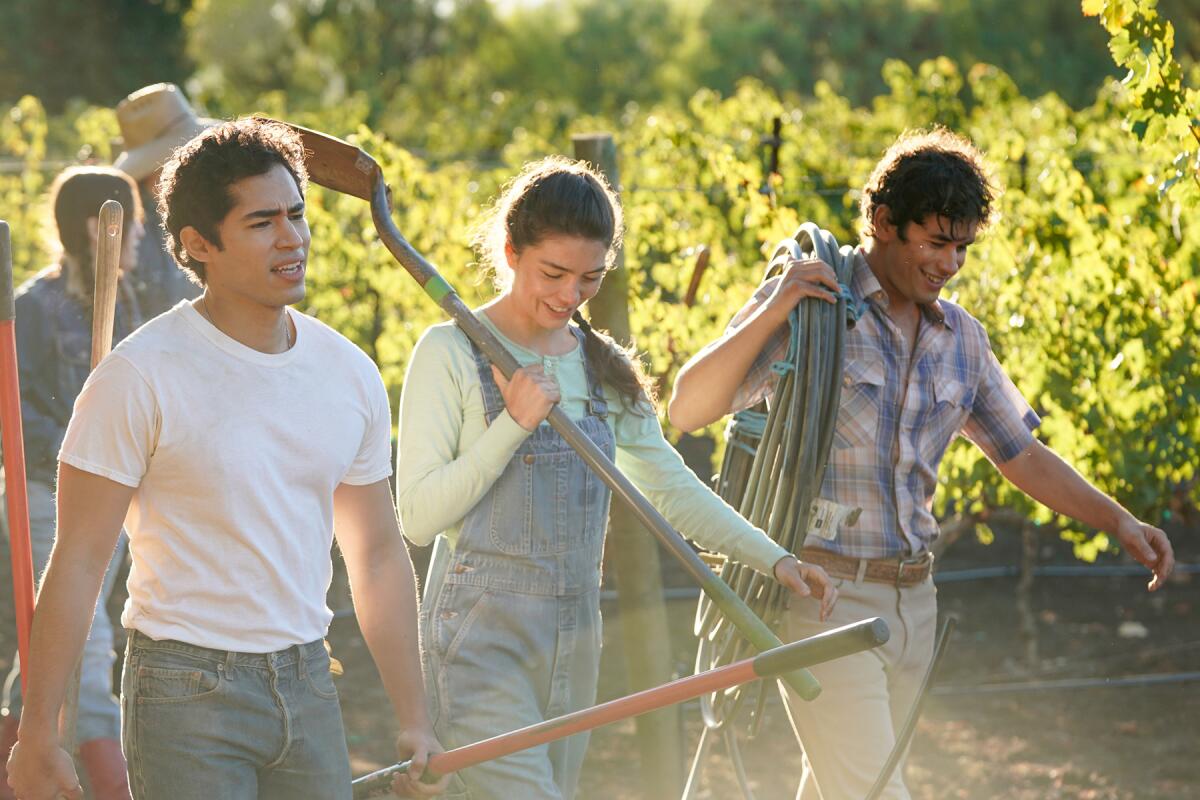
[1, 518, 1195, 799]
[334, 522, 1200, 799]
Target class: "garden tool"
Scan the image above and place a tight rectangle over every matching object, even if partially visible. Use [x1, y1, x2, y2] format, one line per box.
[352, 617, 889, 798]
[276, 119, 831, 700]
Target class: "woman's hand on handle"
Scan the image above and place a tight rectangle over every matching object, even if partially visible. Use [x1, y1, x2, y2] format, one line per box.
[492, 364, 560, 431]
[774, 555, 838, 622]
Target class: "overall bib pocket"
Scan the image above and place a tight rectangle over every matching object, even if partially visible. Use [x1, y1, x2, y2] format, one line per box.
[488, 450, 571, 556]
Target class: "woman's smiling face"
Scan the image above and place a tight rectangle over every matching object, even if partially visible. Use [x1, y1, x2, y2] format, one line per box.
[504, 234, 609, 331]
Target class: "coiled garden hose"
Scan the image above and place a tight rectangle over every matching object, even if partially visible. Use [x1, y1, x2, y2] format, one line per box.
[686, 223, 858, 799]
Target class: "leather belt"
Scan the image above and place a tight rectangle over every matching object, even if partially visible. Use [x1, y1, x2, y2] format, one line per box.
[799, 546, 933, 587]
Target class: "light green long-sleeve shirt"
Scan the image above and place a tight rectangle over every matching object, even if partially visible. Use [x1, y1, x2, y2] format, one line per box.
[395, 311, 789, 577]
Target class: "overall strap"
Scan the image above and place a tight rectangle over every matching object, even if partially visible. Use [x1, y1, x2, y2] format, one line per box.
[572, 326, 608, 420]
[458, 323, 508, 424]
[459, 321, 609, 424]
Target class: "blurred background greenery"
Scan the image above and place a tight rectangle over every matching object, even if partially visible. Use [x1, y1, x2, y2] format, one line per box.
[1, 0, 1197, 549]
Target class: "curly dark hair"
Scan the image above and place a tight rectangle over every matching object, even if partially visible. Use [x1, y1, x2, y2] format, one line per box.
[860, 127, 996, 241]
[157, 117, 308, 285]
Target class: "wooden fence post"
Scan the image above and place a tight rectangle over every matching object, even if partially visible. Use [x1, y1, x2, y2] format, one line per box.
[571, 133, 686, 798]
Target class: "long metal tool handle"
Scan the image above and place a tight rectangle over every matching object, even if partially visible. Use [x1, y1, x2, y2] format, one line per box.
[283, 120, 822, 701]
[352, 618, 888, 798]
[0, 220, 36, 694]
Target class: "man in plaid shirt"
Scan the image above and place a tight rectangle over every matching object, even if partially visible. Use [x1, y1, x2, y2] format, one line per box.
[669, 128, 1174, 800]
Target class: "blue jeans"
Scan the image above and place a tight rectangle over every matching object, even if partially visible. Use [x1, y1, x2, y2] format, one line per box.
[3, 479, 124, 742]
[120, 631, 351, 800]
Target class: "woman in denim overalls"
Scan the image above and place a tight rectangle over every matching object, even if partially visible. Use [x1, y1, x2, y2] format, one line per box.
[397, 158, 836, 799]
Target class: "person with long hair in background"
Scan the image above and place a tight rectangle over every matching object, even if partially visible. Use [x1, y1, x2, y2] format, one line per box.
[1, 166, 145, 800]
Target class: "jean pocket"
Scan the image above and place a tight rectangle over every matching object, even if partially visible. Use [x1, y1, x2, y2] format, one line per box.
[305, 654, 340, 700]
[434, 586, 491, 665]
[134, 663, 221, 704]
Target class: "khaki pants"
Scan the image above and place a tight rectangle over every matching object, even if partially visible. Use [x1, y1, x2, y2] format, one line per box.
[779, 573, 937, 800]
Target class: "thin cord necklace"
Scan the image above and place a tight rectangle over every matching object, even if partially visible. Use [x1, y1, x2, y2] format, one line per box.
[200, 296, 293, 351]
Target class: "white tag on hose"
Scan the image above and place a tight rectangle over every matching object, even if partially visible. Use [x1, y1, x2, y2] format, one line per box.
[807, 498, 861, 541]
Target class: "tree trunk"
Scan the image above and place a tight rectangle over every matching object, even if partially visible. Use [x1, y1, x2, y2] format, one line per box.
[571, 133, 685, 798]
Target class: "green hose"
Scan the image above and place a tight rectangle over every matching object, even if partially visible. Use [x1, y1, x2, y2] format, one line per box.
[692, 222, 858, 749]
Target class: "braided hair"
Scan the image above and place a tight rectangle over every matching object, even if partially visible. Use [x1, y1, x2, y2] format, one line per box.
[475, 157, 656, 412]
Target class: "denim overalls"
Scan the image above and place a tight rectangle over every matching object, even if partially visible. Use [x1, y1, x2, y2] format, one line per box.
[421, 327, 614, 800]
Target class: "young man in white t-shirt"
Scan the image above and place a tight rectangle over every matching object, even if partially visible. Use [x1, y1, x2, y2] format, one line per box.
[7, 118, 447, 800]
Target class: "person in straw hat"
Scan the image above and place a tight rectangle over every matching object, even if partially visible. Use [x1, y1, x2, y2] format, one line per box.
[114, 83, 210, 318]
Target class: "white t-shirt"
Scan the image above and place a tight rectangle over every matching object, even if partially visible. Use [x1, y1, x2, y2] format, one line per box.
[60, 302, 392, 652]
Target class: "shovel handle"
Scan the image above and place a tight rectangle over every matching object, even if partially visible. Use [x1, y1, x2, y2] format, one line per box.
[0, 220, 36, 692]
[282, 120, 824, 700]
[352, 618, 887, 798]
[90, 200, 123, 368]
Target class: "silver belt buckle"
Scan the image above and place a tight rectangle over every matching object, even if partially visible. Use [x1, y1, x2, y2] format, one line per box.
[896, 551, 931, 586]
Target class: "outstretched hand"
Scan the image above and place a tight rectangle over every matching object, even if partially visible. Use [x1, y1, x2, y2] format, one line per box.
[1114, 515, 1175, 592]
[390, 726, 450, 797]
[774, 555, 838, 621]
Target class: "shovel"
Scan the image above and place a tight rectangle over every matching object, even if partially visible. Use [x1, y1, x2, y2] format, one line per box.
[280, 120, 825, 700]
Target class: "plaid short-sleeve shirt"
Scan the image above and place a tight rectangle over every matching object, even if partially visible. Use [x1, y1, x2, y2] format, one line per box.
[730, 249, 1040, 559]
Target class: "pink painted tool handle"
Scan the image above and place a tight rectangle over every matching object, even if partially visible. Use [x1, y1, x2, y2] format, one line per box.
[352, 618, 888, 798]
[0, 220, 36, 693]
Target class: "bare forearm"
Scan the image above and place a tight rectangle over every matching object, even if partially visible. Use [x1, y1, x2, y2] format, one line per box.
[1000, 440, 1174, 590]
[347, 540, 430, 728]
[999, 441, 1133, 533]
[669, 302, 786, 432]
[18, 551, 109, 740]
